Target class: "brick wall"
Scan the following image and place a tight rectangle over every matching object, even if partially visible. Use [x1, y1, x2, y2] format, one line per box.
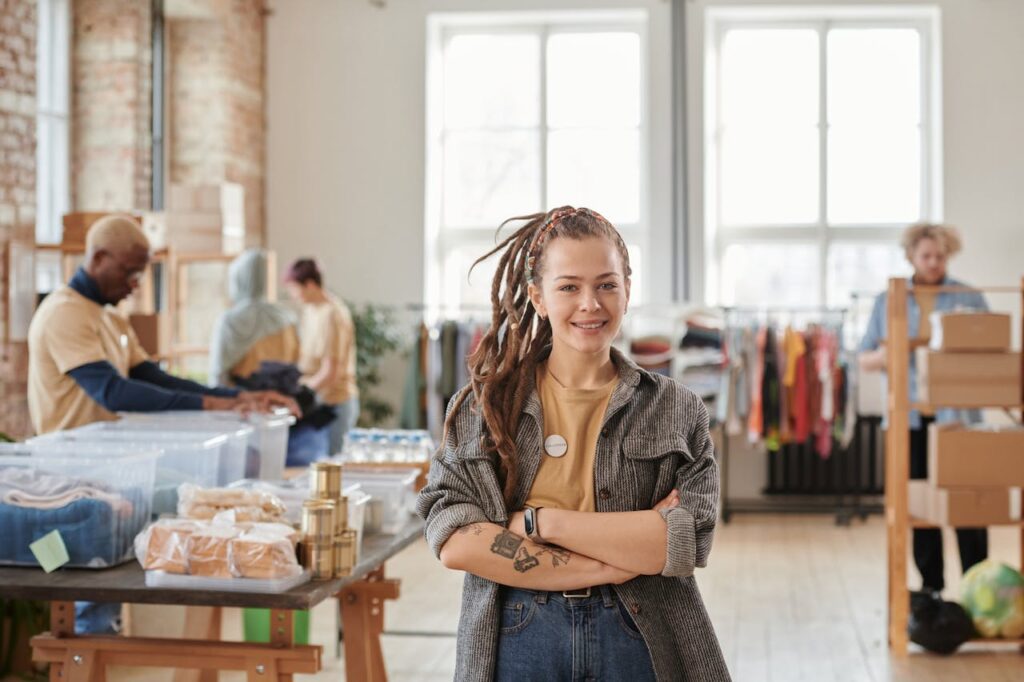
[169, 0, 265, 243]
[0, 0, 35, 438]
[72, 0, 152, 212]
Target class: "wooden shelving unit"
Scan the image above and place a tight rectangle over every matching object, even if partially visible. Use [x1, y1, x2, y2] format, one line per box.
[884, 276, 1024, 654]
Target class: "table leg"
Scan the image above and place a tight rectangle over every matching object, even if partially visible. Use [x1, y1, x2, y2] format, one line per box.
[50, 601, 75, 682]
[173, 606, 222, 682]
[338, 565, 401, 682]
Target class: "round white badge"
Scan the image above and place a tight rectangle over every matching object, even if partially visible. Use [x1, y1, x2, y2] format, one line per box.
[544, 434, 568, 458]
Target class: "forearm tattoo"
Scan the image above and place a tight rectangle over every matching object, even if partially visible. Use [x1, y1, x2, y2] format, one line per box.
[457, 524, 483, 536]
[488, 530, 570, 572]
[536, 546, 571, 568]
[490, 529, 523, 559]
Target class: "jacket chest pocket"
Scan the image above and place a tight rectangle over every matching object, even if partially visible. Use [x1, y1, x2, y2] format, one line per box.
[620, 434, 693, 508]
[449, 442, 508, 524]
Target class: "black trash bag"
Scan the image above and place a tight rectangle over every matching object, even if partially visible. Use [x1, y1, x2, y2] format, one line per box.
[907, 589, 976, 655]
[232, 361, 337, 428]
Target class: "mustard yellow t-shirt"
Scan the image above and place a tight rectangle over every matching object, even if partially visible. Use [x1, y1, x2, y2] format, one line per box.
[298, 292, 358, 405]
[230, 326, 300, 382]
[524, 366, 618, 513]
[28, 286, 150, 434]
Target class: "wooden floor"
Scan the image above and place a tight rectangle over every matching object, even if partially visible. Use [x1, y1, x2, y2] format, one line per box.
[9, 514, 1022, 681]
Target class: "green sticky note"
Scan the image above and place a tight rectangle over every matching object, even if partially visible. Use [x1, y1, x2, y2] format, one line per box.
[29, 530, 70, 573]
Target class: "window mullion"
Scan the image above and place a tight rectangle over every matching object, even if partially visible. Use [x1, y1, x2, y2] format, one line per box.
[539, 25, 549, 211]
[818, 21, 829, 307]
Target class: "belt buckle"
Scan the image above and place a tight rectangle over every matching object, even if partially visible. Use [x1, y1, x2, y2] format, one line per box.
[562, 587, 591, 599]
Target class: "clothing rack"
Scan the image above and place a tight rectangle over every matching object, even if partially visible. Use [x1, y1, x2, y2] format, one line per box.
[717, 305, 882, 525]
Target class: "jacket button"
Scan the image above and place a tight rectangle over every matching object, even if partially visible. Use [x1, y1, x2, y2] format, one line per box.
[600, 428, 609, 438]
[598, 488, 611, 500]
[631, 603, 641, 615]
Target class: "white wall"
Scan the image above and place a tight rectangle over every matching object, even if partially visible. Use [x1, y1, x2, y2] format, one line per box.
[265, 0, 673, 307]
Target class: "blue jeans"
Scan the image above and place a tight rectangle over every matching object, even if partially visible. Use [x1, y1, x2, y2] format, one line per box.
[495, 586, 656, 682]
[327, 397, 360, 456]
[75, 601, 120, 635]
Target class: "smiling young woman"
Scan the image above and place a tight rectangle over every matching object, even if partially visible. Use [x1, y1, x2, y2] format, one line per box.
[417, 206, 730, 681]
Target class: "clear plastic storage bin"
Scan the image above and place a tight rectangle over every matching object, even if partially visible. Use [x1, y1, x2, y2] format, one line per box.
[0, 443, 159, 568]
[122, 411, 294, 481]
[30, 430, 226, 515]
[74, 421, 251, 486]
[343, 468, 419, 535]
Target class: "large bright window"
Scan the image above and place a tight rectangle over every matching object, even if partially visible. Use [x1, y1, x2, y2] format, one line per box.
[36, 0, 70, 245]
[426, 12, 648, 311]
[704, 7, 935, 308]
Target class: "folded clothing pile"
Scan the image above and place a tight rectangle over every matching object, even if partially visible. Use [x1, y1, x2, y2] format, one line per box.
[135, 518, 301, 579]
[177, 483, 286, 523]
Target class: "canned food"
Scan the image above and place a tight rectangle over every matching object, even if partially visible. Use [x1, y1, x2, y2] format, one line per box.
[301, 499, 335, 542]
[333, 529, 358, 577]
[310, 461, 343, 498]
[334, 495, 349, 533]
[300, 540, 334, 580]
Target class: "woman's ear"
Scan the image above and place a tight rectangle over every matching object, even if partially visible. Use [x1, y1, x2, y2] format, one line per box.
[527, 282, 546, 320]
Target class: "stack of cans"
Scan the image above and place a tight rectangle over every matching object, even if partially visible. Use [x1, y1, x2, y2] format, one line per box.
[300, 461, 358, 579]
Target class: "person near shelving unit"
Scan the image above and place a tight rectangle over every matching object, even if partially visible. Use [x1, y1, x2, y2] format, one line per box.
[283, 258, 360, 455]
[417, 206, 729, 681]
[858, 223, 989, 594]
[208, 248, 299, 387]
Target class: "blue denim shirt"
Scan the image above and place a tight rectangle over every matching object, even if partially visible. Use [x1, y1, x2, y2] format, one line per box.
[859, 276, 987, 429]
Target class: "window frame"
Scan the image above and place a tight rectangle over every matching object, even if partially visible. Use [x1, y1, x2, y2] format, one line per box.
[702, 7, 942, 307]
[425, 11, 650, 314]
[35, 0, 71, 245]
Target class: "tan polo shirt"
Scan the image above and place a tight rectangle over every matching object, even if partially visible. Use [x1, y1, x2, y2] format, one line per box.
[28, 286, 150, 434]
[524, 365, 618, 513]
[230, 326, 300, 381]
[298, 292, 357, 405]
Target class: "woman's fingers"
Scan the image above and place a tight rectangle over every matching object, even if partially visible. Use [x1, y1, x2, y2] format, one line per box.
[653, 489, 680, 511]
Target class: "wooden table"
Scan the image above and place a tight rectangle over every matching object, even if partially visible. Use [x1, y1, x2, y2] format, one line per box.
[0, 519, 424, 682]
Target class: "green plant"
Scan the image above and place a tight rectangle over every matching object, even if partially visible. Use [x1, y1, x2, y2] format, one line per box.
[0, 432, 14, 443]
[349, 302, 402, 427]
[0, 598, 47, 680]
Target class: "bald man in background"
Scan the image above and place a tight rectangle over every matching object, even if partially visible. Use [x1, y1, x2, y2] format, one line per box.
[28, 214, 297, 435]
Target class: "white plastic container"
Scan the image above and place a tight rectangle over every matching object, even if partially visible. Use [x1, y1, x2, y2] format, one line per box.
[30, 430, 226, 515]
[123, 411, 294, 481]
[343, 483, 370, 552]
[343, 468, 419, 535]
[0, 443, 160, 568]
[144, 569, 310, 593]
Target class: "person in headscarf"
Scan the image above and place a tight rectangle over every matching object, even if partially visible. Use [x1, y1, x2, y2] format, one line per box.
[209, 249, 300, 387]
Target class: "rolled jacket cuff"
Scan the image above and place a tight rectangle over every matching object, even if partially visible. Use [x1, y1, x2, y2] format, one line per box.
[425, 502, 490, 559]
[659, 505, 697, 578]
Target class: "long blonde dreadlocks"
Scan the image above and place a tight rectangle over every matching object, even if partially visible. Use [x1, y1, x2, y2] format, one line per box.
[443, 206, 632, 507]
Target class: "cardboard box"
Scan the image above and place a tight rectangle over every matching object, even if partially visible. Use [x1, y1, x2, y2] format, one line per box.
[929, 311, 1011, 352]
[908, 480, 1021, 526]
[915, 348, 1021, 407]
[129, 313, 167, 357]
[62, 212, 142, 249]
[163, 212, 224, 252]
[928, 422, 1024, 487]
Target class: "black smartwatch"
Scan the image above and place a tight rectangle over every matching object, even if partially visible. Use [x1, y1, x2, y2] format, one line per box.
[523, 506, 545, 544]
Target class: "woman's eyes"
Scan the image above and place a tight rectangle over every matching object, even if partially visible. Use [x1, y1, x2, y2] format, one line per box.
[558, 282, 618, 293]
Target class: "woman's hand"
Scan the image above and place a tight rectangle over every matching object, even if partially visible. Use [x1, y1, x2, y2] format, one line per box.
[653, 489, 680, 512]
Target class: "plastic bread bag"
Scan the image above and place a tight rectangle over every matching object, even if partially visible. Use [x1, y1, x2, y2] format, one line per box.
[134, 519, 201, 574]
[186, 523, 242, 578]
[177, 483, 286, 521]
[230, 527, 302, 579]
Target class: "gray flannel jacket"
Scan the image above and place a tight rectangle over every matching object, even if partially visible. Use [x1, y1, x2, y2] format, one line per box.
[416, 349, 731, 681]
